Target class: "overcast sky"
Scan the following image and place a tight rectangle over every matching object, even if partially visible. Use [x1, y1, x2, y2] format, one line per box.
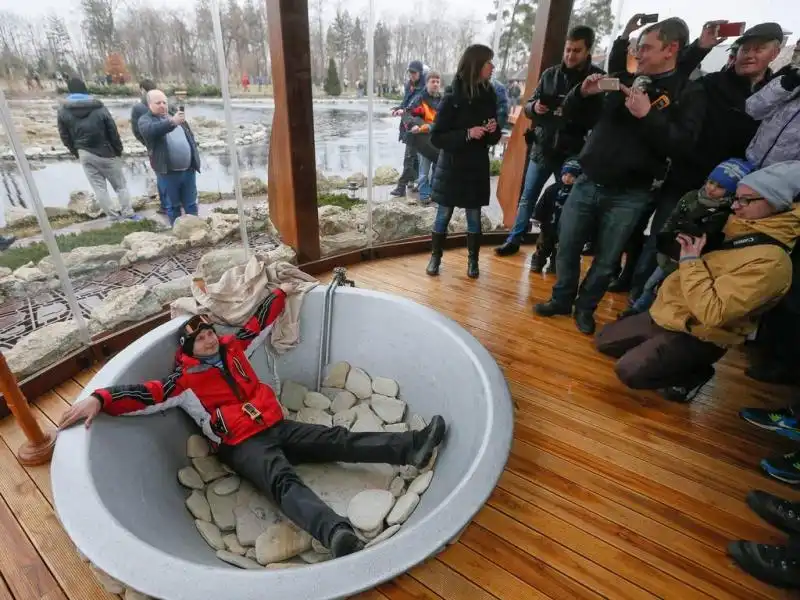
[5, 0, 799, 47]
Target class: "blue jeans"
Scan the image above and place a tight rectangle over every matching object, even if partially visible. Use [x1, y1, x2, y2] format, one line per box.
[433, 205, 481, 234]
[159, 170, 198, 224]
[630, 266, 666, 313]
[505, 158, 558, 244]
[630, 189, 681, 299]
[552, 176, 653, 312]
[157, 176, 168, 211]
[418, 154, 434, 200]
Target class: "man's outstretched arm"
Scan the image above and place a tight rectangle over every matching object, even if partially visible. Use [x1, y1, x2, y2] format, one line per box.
[58, 367, 187, 429]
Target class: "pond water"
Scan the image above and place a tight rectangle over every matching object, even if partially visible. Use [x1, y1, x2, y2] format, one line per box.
[1, 100, 406, 218]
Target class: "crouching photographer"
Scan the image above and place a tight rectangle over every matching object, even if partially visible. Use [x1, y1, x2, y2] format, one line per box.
[619, 159, 752, 317]
[595, 161, 800, 402]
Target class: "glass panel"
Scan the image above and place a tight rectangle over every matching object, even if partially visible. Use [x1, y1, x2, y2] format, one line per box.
[310, 4, 371, 256]
[361, 2, 510, 251]
[0, 0, 279, 379]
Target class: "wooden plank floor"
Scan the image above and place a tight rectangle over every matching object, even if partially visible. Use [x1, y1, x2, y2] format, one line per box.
[1, 248, 799, 599]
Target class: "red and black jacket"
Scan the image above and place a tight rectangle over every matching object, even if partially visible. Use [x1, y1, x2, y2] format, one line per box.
[91, 289, 287, 446]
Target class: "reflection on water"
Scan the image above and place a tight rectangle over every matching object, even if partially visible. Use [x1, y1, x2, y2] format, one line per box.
[1, 102, 405, 219]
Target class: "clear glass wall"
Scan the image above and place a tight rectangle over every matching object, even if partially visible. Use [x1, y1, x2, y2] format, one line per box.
[0, 0, 272, 380]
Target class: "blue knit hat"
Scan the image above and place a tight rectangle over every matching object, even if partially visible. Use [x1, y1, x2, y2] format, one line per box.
[407, 60, 424, 73]
[561, 159, 582, 178]
[708, 158, 754, 194]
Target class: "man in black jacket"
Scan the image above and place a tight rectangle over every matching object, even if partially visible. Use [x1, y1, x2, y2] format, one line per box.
[130, 78, 167, 215]
[495, 26, 603, 258]
[534, 19, 705, 335]
[627, 22, 783, 301]
[57, 78, 136, 220]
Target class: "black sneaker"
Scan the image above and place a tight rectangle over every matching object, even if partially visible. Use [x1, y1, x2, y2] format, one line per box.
[728, 541, 800, 589]
[534, 300, 572, 317]
[747, 490, 800, 535]
[740, 406, 800, 441]
[574, 310, 596, 335]
[761, 451, 800, 485]
[329, 526, 364, 558]
[494, 241, 520, 256]
[389, 186, 406, 198]
[409, 415, 446, 469]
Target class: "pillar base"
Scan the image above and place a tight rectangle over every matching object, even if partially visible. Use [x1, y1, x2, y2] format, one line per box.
[17, 427, 57, 466]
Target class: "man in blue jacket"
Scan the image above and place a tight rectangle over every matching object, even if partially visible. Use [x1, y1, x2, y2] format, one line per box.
[389, 60, 426, 198]
[138, 89, 201, 224]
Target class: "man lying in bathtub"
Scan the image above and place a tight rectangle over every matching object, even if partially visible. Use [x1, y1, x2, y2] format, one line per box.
[58, 283, 447, 559]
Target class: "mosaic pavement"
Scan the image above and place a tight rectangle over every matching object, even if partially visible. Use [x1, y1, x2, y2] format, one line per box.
[0, 232, 278, 351]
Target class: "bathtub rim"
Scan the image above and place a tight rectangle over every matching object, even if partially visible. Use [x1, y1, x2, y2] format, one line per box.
[52, 286, 514, 600]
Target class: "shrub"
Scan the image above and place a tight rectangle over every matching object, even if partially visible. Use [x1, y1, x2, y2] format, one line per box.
[490, 158, 503, 176]
[324, 59, 342, 97]
[0, 219, 160, 271]
[317, 193, 361, 210]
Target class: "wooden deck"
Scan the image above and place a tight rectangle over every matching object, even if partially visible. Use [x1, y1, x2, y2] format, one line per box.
[1, 248, 799, 599]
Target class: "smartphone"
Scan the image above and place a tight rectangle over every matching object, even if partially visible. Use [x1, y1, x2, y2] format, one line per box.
[641, 13, 659, 25]
[598, 77, 620, 92]
[178, 104, 185, 113]
[717, 22, 746, 37]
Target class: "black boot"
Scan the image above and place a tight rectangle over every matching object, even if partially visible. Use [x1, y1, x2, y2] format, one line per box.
[747, 490, 800, 536]
[728, 541, 800, 589]
[534, 300, 572, 317]
[426, 232, 446, 276]
[529, 250, 546, 273]
[574, 310, 596, 335]
[659, 369, 714, 403]
[467, 232, 480, 279]
[330, 525, 364, 558]
[409, 415, 446, 469]
[390, 185, 406, 197]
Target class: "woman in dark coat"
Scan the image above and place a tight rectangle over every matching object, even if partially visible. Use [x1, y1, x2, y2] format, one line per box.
[427, 44, 502, 278]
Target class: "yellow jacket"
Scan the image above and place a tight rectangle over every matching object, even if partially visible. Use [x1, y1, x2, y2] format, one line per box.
[650, 205, 800, 347]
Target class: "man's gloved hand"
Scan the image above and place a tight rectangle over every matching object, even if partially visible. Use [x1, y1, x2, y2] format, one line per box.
[780, 67, 800, 92]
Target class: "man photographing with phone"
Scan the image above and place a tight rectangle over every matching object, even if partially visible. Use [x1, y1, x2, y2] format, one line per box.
[534, 18, 706, 335]
[495, 26, 604, 259]
[138, 89, 201, 225]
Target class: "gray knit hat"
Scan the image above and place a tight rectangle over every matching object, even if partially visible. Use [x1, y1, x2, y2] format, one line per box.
[739, 161, 800, 213]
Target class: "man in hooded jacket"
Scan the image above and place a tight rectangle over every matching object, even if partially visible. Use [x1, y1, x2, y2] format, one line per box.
[596, 161, 800, 402]
[57, 77, 136, 220]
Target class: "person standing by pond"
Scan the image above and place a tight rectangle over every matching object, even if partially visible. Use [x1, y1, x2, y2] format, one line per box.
[389, 60, 426, 198]
[57, 78, 137, 221]
[138, 89, 201, 225]
[426, 44, 502, 279]
[131, 78, 168, 216]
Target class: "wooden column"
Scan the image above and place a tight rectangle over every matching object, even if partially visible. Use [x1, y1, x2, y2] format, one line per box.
[0, 353, 56, 466]
[266, 0, 320, 263]
[496, 0, 575, 228]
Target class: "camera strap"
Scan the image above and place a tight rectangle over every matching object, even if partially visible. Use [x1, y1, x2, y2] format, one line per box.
[716, 233, 790, 253]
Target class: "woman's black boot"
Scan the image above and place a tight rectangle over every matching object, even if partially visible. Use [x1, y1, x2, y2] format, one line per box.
[426, 232, 446, 276]
[466, 232, 481, 279]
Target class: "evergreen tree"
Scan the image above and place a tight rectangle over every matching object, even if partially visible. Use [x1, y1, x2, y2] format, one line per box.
[324, 57, 341, 96]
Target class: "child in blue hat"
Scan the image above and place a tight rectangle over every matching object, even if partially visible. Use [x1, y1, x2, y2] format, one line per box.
[529, 158, 582, 273]
[620, 158, 754, 318]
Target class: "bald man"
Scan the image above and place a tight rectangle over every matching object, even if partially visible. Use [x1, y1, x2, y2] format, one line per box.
[138, 89, 201, 224]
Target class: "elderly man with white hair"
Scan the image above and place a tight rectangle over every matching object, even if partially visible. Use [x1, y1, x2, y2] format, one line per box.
[138, 89, 201, 224]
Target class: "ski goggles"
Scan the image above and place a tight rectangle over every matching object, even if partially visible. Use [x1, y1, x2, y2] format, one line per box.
[183, 314, 214, 336]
